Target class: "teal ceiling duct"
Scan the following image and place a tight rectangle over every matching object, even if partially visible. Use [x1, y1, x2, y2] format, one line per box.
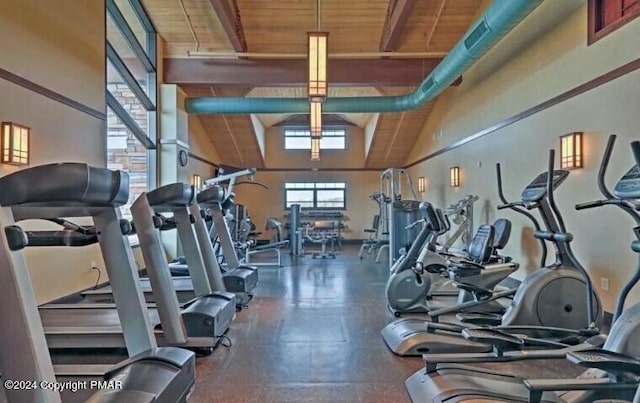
[185, 0, 544, 115]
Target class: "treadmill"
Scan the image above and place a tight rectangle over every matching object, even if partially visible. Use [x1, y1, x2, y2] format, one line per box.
[40, 183, 236, 352]
[82, 184, 258, 309]
[168, 174, 260, 302]
[0, 163, 194, 402]
[405, 136, 640, 403]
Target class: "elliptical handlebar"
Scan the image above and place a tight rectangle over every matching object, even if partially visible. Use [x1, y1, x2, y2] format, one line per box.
[598, 135, 617, 199]
[577, 135, 640, 226]
[546, 149, 568, 234]
[497, 201, 526, 210]
[496, 163, 508, 205]
[577, 199, 640, 211]
[495, 162, 548, 267]
[575, 200, 605, 210]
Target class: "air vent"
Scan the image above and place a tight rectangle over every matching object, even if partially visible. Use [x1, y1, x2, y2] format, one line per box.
[420, 77, 436, 93]
[464, 20, 490, 50]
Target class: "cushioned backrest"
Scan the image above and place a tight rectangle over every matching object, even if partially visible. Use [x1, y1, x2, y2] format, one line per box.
[419, 202, 440, 232]
[492, 218, 512, 250]
[435, 209, 449, 234]
[468, 224, 495, 263]
[372, 214, 380, 230]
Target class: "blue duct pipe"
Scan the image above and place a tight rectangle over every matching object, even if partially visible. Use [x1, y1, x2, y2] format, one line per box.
[185, 0, 544, 114]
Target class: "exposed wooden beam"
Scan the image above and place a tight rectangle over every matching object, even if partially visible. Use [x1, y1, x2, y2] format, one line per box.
[380, 0, 417, 52]
[164, 57, 442, 87]
[209, 0, 247, 52]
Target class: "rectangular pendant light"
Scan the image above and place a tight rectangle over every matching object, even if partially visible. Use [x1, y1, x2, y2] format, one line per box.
[310, 137, 321, 161]
[310, 101, 322, 139]
[308, 32, 328, 102]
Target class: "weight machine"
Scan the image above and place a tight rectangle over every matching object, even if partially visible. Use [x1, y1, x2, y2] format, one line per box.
[380, 168, 421, 268]
[439, 195, 479, 253]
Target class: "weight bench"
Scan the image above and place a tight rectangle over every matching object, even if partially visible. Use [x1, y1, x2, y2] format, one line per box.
[239, 217, 289, 267]
[305, 220, 338, 259]
[241, 239, 289, 267]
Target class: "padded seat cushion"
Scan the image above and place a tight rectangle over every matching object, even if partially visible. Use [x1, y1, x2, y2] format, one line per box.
[449, 261, 483, 277]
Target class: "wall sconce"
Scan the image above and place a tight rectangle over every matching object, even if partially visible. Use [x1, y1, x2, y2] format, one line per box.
[450, 166, 460, 187]
[1, 122, 30, 166]
[417, 176, 426, 193]
[310, 101, 322, 139]
[308, 32, 328, 102]
[192, 174, 202, 191]
[560, 132, 583, 169]
[310, 138, 321, 161]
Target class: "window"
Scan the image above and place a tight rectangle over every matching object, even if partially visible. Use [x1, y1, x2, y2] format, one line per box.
[588, 0, 640, 44]
[106, 0, 157, 218]
[285, 182, 346, 209]
[284, 129, 346, 150]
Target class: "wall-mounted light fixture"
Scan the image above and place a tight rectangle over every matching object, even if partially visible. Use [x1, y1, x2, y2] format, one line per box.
[417, 176, 426, 193]
[310, 138, 321, 161]
[1, 122, 30, 166]
[450, 166, 460, 187]
[560, 132, 583, 169]
[308, 32, 328, 102]
[192, 174, 202, 191]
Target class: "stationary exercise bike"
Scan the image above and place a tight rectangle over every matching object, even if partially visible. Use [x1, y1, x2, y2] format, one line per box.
[385, 204, 516, 317]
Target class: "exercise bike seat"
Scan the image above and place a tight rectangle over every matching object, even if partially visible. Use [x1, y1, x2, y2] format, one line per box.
[448, 260, 484, 277]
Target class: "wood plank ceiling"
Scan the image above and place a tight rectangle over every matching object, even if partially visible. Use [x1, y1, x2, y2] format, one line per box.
[143, 0, 479, 168]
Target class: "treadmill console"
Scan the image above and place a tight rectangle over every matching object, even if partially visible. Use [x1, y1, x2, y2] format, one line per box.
[521, 170, 569, 202]
[614, 165, 640, 199]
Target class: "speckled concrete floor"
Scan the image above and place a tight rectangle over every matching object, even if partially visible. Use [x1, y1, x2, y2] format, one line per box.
[188, 246, 585, 403]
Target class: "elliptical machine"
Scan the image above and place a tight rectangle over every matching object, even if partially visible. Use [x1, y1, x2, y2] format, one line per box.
[381, 149, 603, 356]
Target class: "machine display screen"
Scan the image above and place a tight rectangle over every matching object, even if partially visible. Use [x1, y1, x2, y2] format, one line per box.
[622, 165, 640, 179]
[614, 166, 640, 199]
[526, 171, 567, 189]
[521, 170, 569, 202]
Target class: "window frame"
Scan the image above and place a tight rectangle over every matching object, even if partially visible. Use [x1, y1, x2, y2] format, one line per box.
[284, 182, 347, 210]
[588, 0, 640, 45]
[106, 0, 158, 202]
[283, 127, 347, 151]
